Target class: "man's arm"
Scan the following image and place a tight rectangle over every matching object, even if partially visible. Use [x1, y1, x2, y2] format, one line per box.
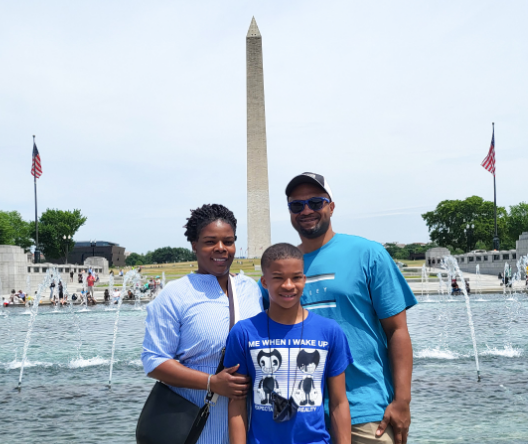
[228, 395, 248, 444]
[327, 372, 351, 444]
[378, 309, 413, 444]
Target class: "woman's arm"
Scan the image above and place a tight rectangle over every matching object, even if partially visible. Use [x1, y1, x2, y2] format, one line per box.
[228, 396, 248, 444]
[327, 372, 351, 444]
[148, 360, 250, 399]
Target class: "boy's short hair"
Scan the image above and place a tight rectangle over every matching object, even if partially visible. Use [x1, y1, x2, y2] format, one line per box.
[261, 243, 303, 272]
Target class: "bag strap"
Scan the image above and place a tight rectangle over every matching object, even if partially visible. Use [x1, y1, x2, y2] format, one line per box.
[206, 274, 240, 405]
[228, 274, 240, 329]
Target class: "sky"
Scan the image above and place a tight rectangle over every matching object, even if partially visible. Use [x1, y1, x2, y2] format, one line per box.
[1, 0, 527, 255]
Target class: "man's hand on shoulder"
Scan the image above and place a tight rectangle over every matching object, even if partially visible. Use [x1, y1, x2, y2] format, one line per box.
[376, 399, 410, 444]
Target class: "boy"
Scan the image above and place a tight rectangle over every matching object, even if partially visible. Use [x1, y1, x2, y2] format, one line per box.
[224, 243, 353, 444]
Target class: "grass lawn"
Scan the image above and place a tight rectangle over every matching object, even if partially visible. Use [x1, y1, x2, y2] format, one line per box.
[394, 259, 426, 268]
[110, 257, 428, 284]
[111, 259, 263, 282]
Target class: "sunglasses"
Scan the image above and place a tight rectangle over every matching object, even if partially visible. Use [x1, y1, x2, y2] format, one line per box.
[288, 197, 330, 214]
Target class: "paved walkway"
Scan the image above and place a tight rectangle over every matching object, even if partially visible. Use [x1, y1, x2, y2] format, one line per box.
[406, 267, 528, 295]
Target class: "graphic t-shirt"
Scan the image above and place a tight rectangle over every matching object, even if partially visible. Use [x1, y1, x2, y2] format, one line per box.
[224, 311, 353, 444]
[259, 234, 418, 424]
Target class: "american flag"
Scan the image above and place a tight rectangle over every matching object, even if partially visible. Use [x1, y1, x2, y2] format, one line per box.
[481, 127, 495, 176]
[31, 141, 42, 178]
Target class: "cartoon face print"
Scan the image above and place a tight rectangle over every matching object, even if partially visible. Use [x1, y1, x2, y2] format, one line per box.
[257, 349, 282, 374]
[297, 349, 320, 374]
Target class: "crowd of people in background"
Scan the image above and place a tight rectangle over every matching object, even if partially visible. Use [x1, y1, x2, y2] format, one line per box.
[2, 267, 163, 308]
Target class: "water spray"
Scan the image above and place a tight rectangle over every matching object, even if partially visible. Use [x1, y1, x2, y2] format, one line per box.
[108, 270, 139, 387]
[17, 268, 54, 390]
[444, 257, 481, 382]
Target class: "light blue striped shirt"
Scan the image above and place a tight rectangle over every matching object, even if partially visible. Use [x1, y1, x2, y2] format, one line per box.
[142, 273, 263, 444]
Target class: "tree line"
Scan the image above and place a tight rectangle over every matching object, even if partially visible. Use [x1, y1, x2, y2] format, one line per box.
[0, 208, 87, 262]
[384, 242, 440, 260]
[421, 196, 528, 252]
[125, 247, 196, 266]
[0, 208, 196, 265]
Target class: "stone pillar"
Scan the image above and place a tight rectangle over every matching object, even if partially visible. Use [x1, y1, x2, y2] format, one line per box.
[84, 256, 109, 275]
[0, 245, 29, 297]
[517, 232, 528, 258]
[246, 17, 272, 259]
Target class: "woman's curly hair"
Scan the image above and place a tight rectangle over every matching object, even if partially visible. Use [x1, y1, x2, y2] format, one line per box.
[183, 204, 237, 243]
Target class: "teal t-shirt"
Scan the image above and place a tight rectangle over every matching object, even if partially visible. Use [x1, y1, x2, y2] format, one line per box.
[259, 233, 417, 424]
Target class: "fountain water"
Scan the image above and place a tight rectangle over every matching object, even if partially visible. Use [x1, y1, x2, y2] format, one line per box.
[64, 282, 85, 364]
[133, 273, 143, 310]
[161, 271, 166, 289]
[0, 276, 5, 316]
[25, 275, 31, 309]
[498, 257, 525, 350]
[79, 271, 89, 311]
[444, 257, 481, 381]
[17, 267, 54, 389]
[503, 262, 513, 296]
[437, 272, 445, 295]
[518, 255, 528, 290]
[474, 265, 485, 301]
[421, 264, 429, 298]
[108, 269, 140, 386]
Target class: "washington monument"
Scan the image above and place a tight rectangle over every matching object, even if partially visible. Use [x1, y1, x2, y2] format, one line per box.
[246, 17, 271, 258]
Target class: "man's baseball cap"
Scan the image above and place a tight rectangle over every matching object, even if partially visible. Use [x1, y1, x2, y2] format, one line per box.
[285, 172, 333, 201]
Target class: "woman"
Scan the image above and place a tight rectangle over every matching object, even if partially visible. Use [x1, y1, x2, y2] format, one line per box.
[141, 204, 263, 444]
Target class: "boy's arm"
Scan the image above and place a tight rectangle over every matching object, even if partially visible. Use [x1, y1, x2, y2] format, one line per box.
[327, 372, 351, 444]
[228, 393, 248, 444]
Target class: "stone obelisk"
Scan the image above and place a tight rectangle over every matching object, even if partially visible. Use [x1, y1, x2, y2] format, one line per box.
[247, 17, 271, 259]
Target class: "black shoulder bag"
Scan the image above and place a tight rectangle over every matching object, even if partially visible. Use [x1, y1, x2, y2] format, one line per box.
[136, 275, 240, 444]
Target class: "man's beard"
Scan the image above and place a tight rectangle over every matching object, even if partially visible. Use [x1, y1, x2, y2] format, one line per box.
[294, 217, 330, 239]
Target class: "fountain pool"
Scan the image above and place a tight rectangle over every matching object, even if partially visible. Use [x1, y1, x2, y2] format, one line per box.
[1, 293, 527, 443]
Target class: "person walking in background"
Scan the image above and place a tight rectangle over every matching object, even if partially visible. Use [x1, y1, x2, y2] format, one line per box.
[70, 270, 74, 282]
[86, 272, 96, 300]
[49, 280, 56, 301]
[58, 281, 64, 304]
[78, 271, 83, 284]
[259, 172, 417, 444]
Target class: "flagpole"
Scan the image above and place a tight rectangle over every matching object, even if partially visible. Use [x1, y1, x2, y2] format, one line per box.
[491, 123, 500, 250]
[33, 135, 40, 263]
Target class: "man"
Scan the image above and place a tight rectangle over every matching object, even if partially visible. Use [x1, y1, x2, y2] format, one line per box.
[86, 271, 96, 300]
[49, 279, 56, 301]
[260, 172, 417, 444]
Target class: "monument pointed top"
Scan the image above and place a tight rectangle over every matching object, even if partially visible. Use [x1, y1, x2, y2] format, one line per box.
[247, 17, 261, 38]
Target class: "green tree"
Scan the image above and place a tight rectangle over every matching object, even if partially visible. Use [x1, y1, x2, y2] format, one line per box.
[126, 252, 144, 266]
[173, 247, 196, 262]
[152, 246, 176, 264]
[422, 196, 508, 252]
[126, 247, 195, 266]
[383, 243, 401, 259]
[143, 251, 153, 264]
[30, 209, 87, 262]
[507, 202, 528, 244]
[0, 211, 32, 251]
